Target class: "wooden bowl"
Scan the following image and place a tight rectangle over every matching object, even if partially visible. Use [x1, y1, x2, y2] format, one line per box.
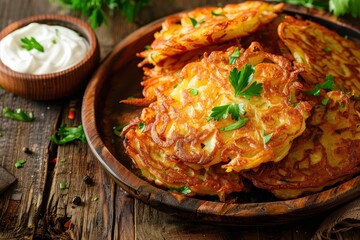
[0, 14, 100, 100]
[82, 5, 360, 225]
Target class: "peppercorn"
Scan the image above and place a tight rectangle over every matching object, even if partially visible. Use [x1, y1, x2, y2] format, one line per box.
[22, 147, 33, 154]
[72, 196, 81, 206]
[83, 175, 93, 185]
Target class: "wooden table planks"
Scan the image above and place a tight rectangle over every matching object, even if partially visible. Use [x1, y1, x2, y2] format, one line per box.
[0, 0, 359, 239]
[0, 94, 62, 237]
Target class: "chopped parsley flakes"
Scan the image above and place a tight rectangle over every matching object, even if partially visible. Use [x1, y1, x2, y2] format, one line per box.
[20, 37, 44, 52]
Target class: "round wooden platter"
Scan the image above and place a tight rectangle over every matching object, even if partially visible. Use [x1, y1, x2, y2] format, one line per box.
[82, 4, 360, 225]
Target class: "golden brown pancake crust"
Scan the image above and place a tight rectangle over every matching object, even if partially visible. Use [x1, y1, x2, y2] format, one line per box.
[278, 17, 360, 95]
[243, 92, 360, 199]
[138, 1, 283, 66]
[122, 42, 310, 200]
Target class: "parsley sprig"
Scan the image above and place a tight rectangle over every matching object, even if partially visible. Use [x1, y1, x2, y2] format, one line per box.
[168, 186, 192, 194]
[208, 103, 248, 132]
[189, 17, 205, 27]
[51, 124, 87, 145]
[2, 107, 35, 122]
[271, 0, 360, 18]
[219, 118, 248, 131]
[304, 75, 335, 96]
[261, 130, 274, 146]
[20, 37, 44, 52]
[211, 10, 227, 18]
[208, 103, 246, 121]
[51, 0, 149, 28]
[229, 47, 240, 65]
[138, 122, 146, 132]
[113, 123, 128, 136]
[208, 64, 262, 131]
[329, 0, 360, 18]
[229, 64, 263, 100]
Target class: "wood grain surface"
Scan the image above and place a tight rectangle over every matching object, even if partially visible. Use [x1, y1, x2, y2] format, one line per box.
[0, 0, 359, 239]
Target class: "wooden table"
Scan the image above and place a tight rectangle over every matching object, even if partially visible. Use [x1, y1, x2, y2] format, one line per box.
[0, 0, 359, 239]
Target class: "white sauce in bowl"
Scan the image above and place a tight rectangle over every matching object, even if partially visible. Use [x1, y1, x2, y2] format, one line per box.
[0, 23, 89, 74]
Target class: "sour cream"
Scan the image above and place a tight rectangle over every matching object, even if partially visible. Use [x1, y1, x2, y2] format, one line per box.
[0, 23, 88, 74]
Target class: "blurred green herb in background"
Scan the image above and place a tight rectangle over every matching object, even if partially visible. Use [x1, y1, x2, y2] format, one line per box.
[271, 0, 360, 18]
[50, 0, 359, 29]
[50, 0, 149, 28]
[272, 0, 328, 9]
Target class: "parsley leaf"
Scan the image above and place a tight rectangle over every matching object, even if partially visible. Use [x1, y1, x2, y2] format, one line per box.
[304, 75, 335, 96]
[113, 124, 128, 136]
[189, 17, 203, 27]
[348, 0, 360, 18]
[2, 107, 34, 122]
[238, 81, 263, 100]
[15, 160, 26, 169]
[261, 130, 274, 146]
[138, 122, 146, 132]
[59, 182, 68, 190]
[88, 7, 108, 29]
[208, 103, 245, 121]
[189, 89, 199, 96]
[52, 0, 149, 28]
[323, 47, 331, 53]
[272, 0, 328, 10]
[168, 186, 192, 194]
[321, 97, 330, 105]
[211, 10, 227, 17]
[219, 118, 248, 131]
[229, 47, 240, 65]
[209, 103, 248, 131]
[329, 0, 349, 16]
[273, 0, 359, 18]
[51, 124, 87, 145]
[20, 37, 44, 52]
[209, 105, 231, 121]
[229, 64, 263, 100]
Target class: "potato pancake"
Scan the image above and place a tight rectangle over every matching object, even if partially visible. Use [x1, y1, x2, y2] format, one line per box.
[122, 42, 311, 199]
[138, 1, 283, 66]
[243, 92, 360, 199]
[278, 17, 360, 95]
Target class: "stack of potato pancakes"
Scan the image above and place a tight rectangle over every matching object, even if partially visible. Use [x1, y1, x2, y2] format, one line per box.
[121, 1, 360, 201]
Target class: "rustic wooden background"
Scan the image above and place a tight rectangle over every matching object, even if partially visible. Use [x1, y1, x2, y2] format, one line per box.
[0, 0, 359, 239]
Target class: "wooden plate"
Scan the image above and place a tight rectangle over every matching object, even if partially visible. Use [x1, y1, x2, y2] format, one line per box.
[82, 4, 360, 225]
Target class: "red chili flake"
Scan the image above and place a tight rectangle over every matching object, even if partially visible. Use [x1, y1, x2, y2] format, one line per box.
[68, 110, 75, 120]
[68, 100, 77, 120]
[50, 157, 57, 164]
[64, 219, 72, 229]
